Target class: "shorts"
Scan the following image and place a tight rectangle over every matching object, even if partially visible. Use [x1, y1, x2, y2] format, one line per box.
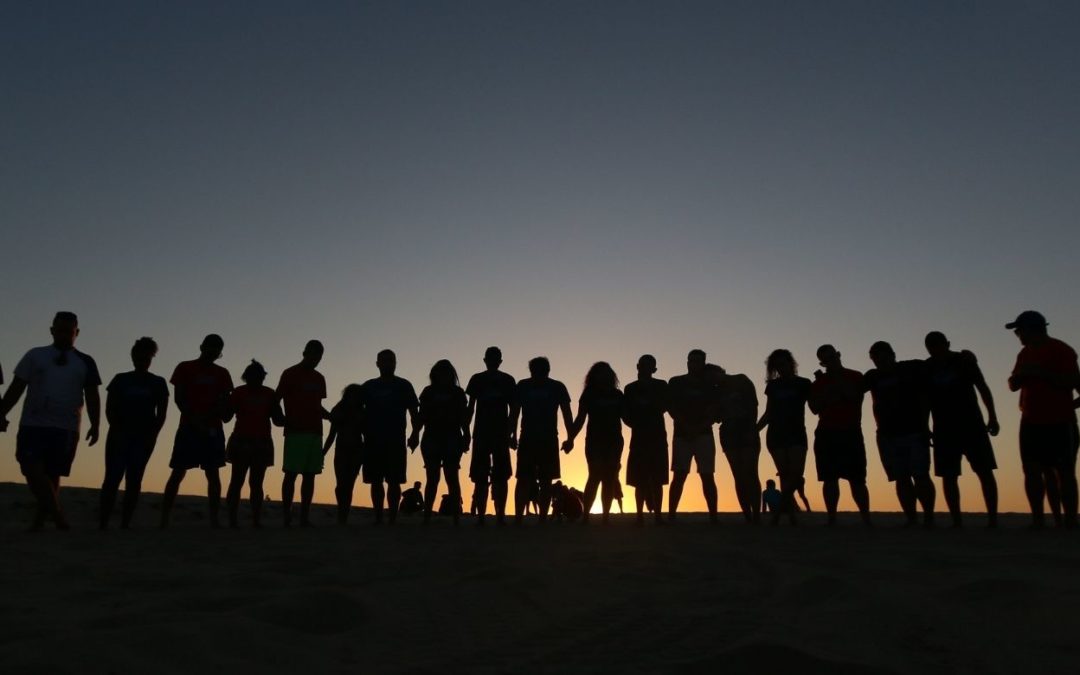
[16, 426, 79, 478]
[932, 426, 996, 477]
[333, 442, 363, 484]
[105, 431, 156, 478]
[767, 444, 808, 483]
[1019, 422, 1078, 474]
[876, 432, 931, 482]
[672, 432, 716, 474]
[282, 433, 324, 475]
[363, 438, 407, 485]
[516, 435, 561, 482]
[227, 435, 274, 468]
[421, 434, 465, 471]
[813, 428, 867, 482]
[470, 435, 513, 482]
[170, 424, 226, 471]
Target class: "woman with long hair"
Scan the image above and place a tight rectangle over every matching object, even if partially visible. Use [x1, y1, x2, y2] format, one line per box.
[323, 383, 365, 525]
[564, 362, 625, 523]
[408, 359, 469, 525]
[756, 349, 812, 524]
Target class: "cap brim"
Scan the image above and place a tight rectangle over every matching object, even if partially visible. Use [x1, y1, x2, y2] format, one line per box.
[1005, 322, 1018, 329]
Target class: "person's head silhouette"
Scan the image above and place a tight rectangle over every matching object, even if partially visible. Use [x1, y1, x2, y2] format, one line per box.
[868, 341, 896, 370]
[413, 481, 421, 490]
[765, 349, 797, 380]
[528, 356, 551, 380]
[816, 344, 842, 371]
[242, 359, 268, 386]
[200, 334, 224, 362]
[131, 337, 158, 372]
[584, 361, 619, 391]
[1006, 310, 1049, 346]
[430, 359, 459, 387]
[50, 311, 79, 351]
[302, 340, 324, 368]
[484, 346, 502, 370]
[637, 354, 657, 379]
[687, 349, 706, 376]
[377, 349, 397, 377]
[765, 479, 777, 491]
[924, 331, 950, 359]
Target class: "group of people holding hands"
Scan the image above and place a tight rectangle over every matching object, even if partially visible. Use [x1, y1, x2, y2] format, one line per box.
[2, 309, 1078, 531]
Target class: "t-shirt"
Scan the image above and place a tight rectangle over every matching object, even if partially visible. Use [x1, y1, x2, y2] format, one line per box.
[516, 377, 571, 440]
[623, 378, 669, 440]
[864, 361, 930, 436]
[764, 376, 811, 448]
[229, 384, 279, 439]
[579, 388, 624, 445]
[810, 368, 864, 431]
[667, 374, 717, 438]
[1012, 337, 1080, 425]
[106, 370, 169, 437]
[925, 351, 986, 430]
[419, 385, 467, 438]
[276, 364, 327, 435]
[360, 376, 419, 444]
[762, 487, 783, 512]
[465, 370, 517, 435]
[170, 359, 234, 430]
[14, 346, 102, 432]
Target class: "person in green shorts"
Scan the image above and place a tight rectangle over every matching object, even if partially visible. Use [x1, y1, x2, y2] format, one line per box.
[276, 340, 329, 527]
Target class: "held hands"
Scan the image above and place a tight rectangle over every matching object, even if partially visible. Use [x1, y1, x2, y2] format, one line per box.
[509, 434, 517, 450]
[407, 433, 420, 452]
[561, 439, 574, 454]
[462, 431, 471, 453]
[0, 417, 8, 433]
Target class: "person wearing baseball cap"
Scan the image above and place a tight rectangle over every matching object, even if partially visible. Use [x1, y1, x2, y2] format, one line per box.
[1007, 310, 1080, 528]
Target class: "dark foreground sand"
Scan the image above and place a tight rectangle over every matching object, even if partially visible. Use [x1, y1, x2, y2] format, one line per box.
[1, 482, 1078, 674]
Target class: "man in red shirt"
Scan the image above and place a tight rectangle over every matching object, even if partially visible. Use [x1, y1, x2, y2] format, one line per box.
[161, 334, 234, 528]
[1007, 311, 1080, 528]
[277, 340, 329, 527]
[808, 344, 871, 526]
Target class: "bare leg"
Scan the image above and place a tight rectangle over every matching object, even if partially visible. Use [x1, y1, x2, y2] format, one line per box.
[514, 480, 530, 522]
[1059, 469, 1078, 528]
[823, 479, 840, 525]
[851, 480, 871, 525]
[444, 467, 461, 525]
[281, 472, 297, 527]
[538, 481, 553, 520]
[336, 468, 357, 525]
[24, 462, 68, 531]
[942, 476, 962, 527]
[387, 483, 401, 524]
[299, 474, 315, 526]
[474, 479, 490, 524]
[424, 467, 441, 523]
[975, 469, 998, 527]
[895, 479, 917, 524]
[914, 474, 936, 526]
[206, 467, 222, 528]
[371, 483, 386, 524]
[249, 465, 266, 527]
[160, 468, 186, 528]
[582, 471, 600, 523]
[226, 464, 249, 528]
[701, 474, 718, 523]
[121, 459, 149, 529]
[100, 462, 125, 530]
[668, 471, 689, 520]
[492, 479, 508, 523]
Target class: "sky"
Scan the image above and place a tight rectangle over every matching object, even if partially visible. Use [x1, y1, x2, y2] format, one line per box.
[2, 1, 1079, 515]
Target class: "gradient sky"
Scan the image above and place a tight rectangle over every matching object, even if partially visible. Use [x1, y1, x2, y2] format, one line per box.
[2, 2, 1078, 514]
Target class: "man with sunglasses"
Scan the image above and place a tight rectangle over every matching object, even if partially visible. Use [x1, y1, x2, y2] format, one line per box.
[0, 311, 101, 530]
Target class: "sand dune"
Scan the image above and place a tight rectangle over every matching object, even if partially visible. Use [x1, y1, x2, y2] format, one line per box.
[1, 482, 1078, 674]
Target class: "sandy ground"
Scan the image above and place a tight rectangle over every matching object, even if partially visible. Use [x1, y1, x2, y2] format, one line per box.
[1, 482, 1078, 675]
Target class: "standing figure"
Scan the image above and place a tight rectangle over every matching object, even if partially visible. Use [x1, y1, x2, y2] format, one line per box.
[623, 355, 670, 526]
[924, 331, 1000, 528]
[510, 357, 573, 523]
[564, 362, 625, 524]
[360, 349, 419, 525]
[666, 349, 719, 522]
[324, 384, 365, 525]
[712, 364, 762, 524]
[864, 341, 936, 527]
[808, 344, 871, 526]
[1006, 311, 1080, 529]
[465, 347, 517, 526]
[409, 360, 470, 525]
[224, 360, 284, 528]
[756, 349, 811, 525]
[161, 334, 233, 528]
[100, 337, 168, 529]
[0, 312, 101, 531]
[277, 340, 329, 527]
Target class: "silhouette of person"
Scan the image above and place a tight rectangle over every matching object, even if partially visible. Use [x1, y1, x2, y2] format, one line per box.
[666, 349, 719, 523]
[223, 360, 284, 528]
[324, 384, 365, 525]
[509, 357, 573, 523]
[160, 334, 233, 528]
[924, 331, 1001, 528]
[711, 364, 762, 524]
[408, 359, 470, 526]
[360, 349, 419, 525]
[277, 340, 329, 527]
[762, 479, 783, 514]
[756, 349, 811, 525]
[865, 341, 936, 527]
[1006, 311, 1080, 529]
[0, 312, 101, 531]
[623, 355, 669, 526]
[564, 362, 625, 524]
[399, 480, 424, 515]
[465, 347, 517, 526]
[551, 480, 585, 521]
[808, 344, 871, 526]
[100, 337, 168, 530]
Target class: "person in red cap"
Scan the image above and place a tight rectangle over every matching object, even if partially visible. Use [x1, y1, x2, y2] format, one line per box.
[1007, 311, 1080, 528]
